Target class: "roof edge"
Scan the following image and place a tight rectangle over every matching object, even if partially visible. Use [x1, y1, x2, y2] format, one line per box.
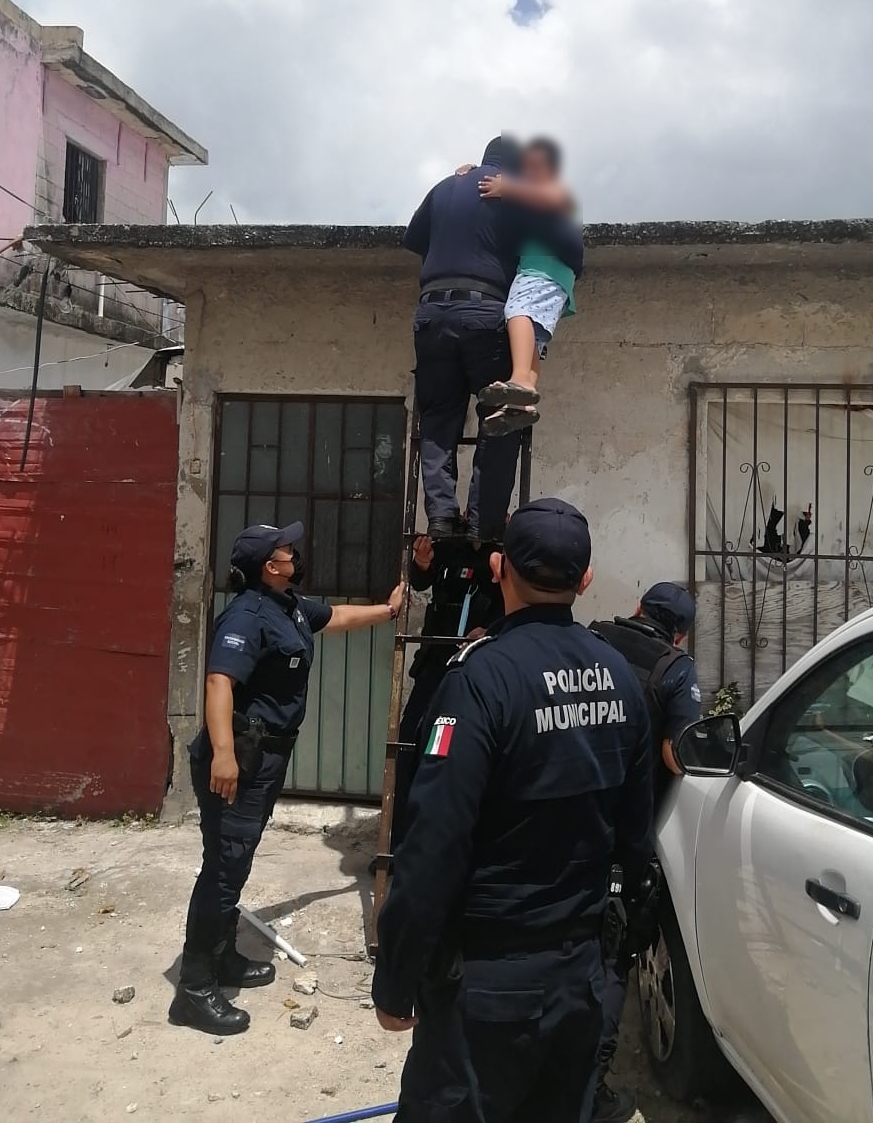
[40, 43, 208, 166]
[24, 218, 873, 254]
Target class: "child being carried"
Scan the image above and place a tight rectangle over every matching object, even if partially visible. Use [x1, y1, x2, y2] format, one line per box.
[458, 136, 577, 437]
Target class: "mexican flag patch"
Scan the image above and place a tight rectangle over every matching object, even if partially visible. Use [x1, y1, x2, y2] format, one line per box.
[425, 716, 456, 758]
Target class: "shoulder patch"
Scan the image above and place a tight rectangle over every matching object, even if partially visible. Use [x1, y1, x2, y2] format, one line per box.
[690, 683, 702, 703]
[221, 633, 247, 652]
[448, 633, 496, 666]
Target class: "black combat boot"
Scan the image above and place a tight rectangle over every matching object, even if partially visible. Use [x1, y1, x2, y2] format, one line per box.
[215, 914, 276, 988]
[591, 1035, 637, 1123]
[592, 1078, 637, 1123]
[168, 947, 250, 1035]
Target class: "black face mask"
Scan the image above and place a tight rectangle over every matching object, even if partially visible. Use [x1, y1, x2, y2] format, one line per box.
[289, 548, 306, 587]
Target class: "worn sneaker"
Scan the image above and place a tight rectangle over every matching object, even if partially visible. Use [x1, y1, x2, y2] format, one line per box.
[593, 1079, 637, 1123]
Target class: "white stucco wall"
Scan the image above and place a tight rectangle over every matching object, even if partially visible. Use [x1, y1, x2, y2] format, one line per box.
[161, 239, 873, 803]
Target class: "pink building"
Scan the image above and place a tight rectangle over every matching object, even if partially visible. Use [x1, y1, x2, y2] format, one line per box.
[0, 0, 207, 388]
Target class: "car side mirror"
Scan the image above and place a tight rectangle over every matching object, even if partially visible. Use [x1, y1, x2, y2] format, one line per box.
[673, 714, 742, 777]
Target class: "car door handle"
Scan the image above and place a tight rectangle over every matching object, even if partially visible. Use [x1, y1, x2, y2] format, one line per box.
[805, 879, 861, 920]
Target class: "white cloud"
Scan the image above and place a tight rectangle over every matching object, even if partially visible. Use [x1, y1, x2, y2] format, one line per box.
[21, 0, 873, 225]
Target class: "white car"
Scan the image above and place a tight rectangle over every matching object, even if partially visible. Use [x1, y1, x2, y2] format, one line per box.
[639, 608, 873, 1123]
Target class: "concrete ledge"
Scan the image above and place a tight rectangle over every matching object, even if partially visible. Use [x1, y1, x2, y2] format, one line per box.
[268, 800, 381, 840]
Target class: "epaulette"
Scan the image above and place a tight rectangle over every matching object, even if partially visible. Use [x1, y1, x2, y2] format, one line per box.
[448, 634, 496, 666]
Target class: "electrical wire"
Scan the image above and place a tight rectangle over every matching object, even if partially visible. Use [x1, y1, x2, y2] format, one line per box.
[0, 322, 184, 379]
[0, 181, 40, 214]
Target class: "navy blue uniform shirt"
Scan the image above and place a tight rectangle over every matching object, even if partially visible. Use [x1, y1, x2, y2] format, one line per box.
[191, 588, 332, 753]
[656, 655, 701, 742]
[404, 161, 585, 295]
[373, 604, 653, 1017]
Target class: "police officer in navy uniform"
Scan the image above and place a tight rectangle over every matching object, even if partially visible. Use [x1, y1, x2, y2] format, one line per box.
[169, 522, 404, 1036]
[588, 582, 699, 1123]
[372, 499, 654, 1122]
[404, 136, 584, 543]
[386, 531, 505, 865]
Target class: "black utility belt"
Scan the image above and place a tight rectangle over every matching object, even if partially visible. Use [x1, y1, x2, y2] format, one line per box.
[461, 915, 602, 959]
[420, 281, 505, 304]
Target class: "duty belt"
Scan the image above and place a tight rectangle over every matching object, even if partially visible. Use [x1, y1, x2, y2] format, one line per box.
[420, 277, 506, 304]
[260, 733, 298, 755]
[461, 914, 602, 959]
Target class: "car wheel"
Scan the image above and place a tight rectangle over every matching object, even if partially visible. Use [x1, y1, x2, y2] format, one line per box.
[638, 894, 736, 1102]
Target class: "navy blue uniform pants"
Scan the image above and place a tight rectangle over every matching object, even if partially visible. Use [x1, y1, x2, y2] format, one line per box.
[413, 300, 520, 538]
[598, 961, 628, 1077]
[183, 749, 288, 976]
[395, 939, 605, 1123]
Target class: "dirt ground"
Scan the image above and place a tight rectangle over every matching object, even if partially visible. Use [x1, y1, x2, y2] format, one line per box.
[0, 814, 772, 1123]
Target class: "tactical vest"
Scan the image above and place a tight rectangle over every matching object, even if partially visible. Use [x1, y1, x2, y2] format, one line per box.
[590, 617, 686, 748]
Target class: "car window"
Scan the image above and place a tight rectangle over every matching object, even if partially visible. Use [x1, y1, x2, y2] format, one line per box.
[758, 638, 873, 827]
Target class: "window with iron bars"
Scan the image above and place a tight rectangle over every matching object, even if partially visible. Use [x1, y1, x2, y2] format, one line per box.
[689, 382, 873, 707]
[63, 142, 103, 224]
[211, 396, 407, 608]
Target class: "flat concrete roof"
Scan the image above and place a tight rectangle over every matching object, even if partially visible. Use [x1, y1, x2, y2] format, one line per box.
[26, 219, 873, 303]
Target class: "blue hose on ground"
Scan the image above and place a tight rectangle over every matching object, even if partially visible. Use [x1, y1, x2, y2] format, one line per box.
[301, 1103, 398, 1123]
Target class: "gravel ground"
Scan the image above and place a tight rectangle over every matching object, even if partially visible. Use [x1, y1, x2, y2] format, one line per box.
[0, 815, 771, 1123]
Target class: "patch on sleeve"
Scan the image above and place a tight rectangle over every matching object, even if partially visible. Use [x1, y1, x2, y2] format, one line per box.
[424, 716, 456, 758]
[221, 633, 247, 652]
[691, 683, 701, 703]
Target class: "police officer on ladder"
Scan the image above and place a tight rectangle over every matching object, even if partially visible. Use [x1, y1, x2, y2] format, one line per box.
[384, 530, 505, 864]
[404, 135, 584, 543]
[588, 581, 699, 1123]
[169, 522, 404, 1036]
[372, 499, 654, 1122]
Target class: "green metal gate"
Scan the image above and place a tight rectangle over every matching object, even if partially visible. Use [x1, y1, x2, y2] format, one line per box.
[210, 395, 407, 800]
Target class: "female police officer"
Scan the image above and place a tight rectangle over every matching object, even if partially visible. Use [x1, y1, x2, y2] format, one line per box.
[169, 521, 404, 1035]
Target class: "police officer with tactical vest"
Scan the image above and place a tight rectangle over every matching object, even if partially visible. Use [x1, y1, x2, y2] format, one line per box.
[372, 499, 654, 1122]
[588, 582, 700, 1123]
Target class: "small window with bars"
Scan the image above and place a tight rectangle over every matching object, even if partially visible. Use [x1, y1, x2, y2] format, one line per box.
[212, 396, 407, 602]
[63, 142, 103, 224]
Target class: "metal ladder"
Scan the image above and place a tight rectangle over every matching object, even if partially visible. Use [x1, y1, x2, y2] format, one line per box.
[368, 406, 533, 954]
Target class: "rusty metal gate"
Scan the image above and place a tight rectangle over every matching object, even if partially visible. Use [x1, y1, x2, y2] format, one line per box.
[210, 394, 407, 800]
[689, 382, 873, 709]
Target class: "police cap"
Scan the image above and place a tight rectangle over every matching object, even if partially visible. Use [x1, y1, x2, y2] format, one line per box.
[231, 522, 304, 581]
[504, 498, 592, 591]
[641, 582, 696, 635]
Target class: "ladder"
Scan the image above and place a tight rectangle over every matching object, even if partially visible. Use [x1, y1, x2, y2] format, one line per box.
[368, 406, 533, 955]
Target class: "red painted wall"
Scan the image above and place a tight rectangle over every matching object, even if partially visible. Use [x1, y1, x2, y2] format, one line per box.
[0, 393, 178, 817]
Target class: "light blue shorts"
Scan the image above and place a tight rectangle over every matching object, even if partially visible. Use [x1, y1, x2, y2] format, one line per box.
[505, 273, 568, 357]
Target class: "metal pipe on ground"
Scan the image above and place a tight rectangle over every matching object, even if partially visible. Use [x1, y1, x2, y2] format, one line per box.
[301, 1104, 398, 1123]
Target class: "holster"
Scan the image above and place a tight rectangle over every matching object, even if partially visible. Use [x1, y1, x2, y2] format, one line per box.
[616, 860, 662, 974]
[231, 712, 266, 781]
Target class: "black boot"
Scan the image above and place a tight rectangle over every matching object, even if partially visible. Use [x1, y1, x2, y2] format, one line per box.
[216, 914, 276, 988]
[169, 949, 250, 1035]
[592, 1079, 637, 1123]
[592, 1037, 637, 1123]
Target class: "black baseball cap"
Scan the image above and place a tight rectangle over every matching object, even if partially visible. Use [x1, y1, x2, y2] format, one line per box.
[504, 498, 592, 591]
[231, 522, 304, 580]
[641, 582, 696, 634]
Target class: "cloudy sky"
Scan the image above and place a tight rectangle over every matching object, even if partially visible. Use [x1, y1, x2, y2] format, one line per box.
[22, 0, 873, 226]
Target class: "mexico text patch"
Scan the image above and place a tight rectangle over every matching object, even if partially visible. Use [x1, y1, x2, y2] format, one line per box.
[425, 716, 456, 758]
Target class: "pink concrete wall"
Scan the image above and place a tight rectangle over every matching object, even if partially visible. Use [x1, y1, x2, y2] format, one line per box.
[0, 14, 42, 237]
[39, 69, 170, 225]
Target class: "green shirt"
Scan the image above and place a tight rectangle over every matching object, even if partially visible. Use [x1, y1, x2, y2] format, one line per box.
[518, 240, 577, 315]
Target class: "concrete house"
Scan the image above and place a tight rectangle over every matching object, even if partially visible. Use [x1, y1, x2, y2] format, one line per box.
[0, 0, 206, 389]
[22, 217, 873, 813]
